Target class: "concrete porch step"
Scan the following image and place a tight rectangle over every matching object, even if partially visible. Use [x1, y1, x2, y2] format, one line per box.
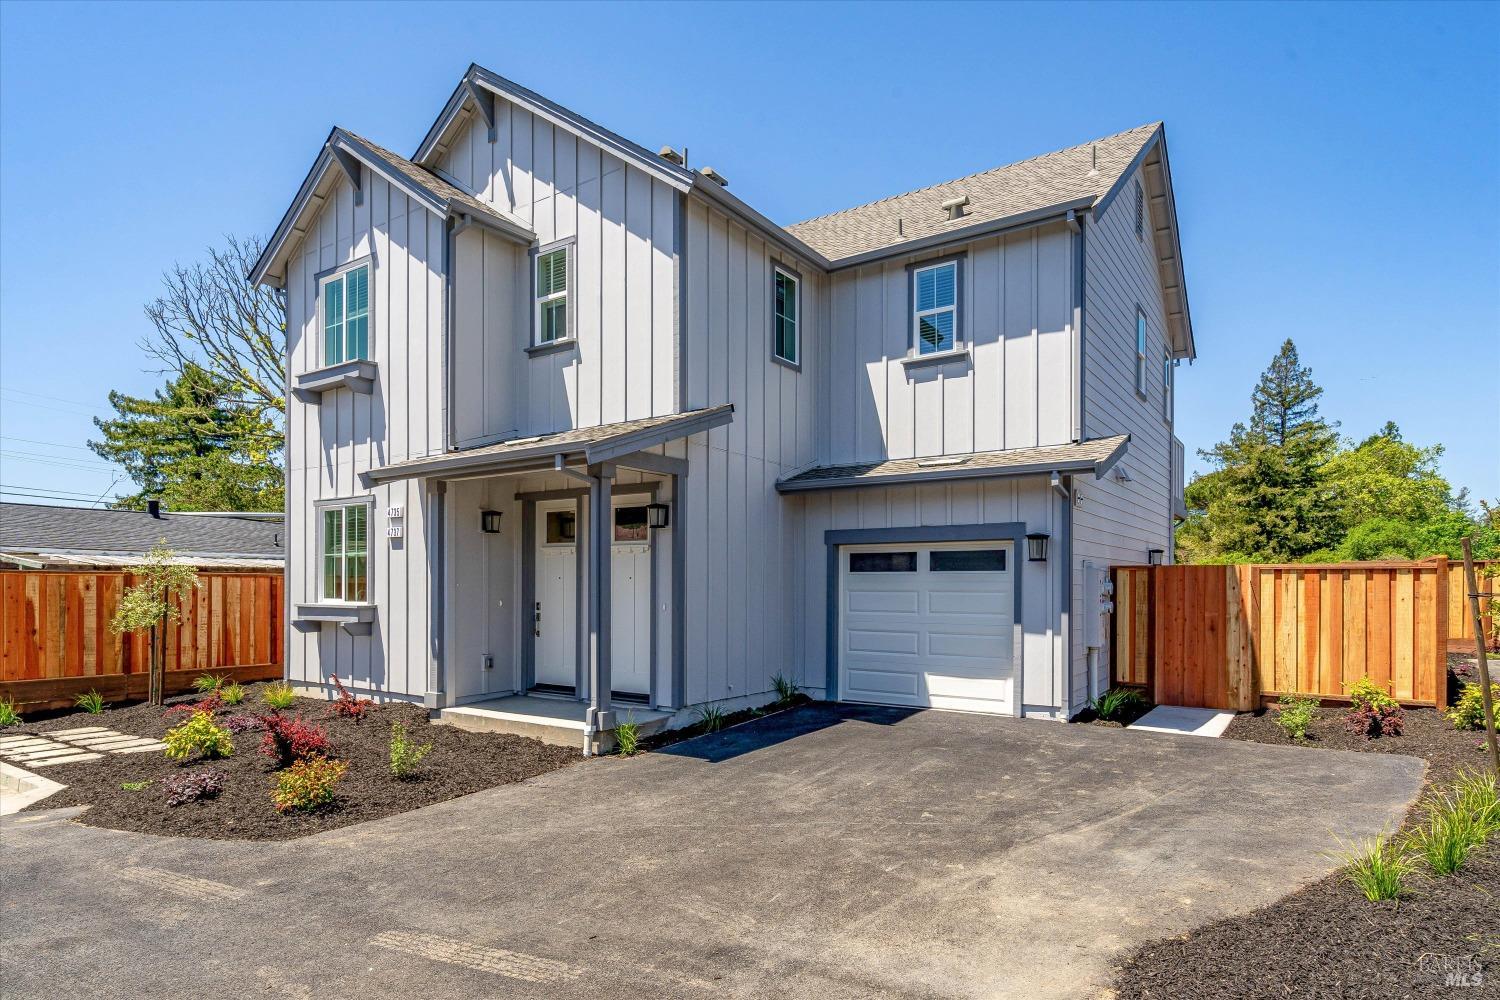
[433, 695, 673, 752]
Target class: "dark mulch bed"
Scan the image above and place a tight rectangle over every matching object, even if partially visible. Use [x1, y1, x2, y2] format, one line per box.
[1115, 661, 1500, 999]
[1077, 695, 1154, 729]
[16, 683, 578, 841]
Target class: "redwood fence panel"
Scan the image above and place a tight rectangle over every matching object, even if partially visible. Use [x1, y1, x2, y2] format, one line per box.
[1111, 560, 1450, 711]
[1446, 559, 1497, 651]
[0, 569, 283, 709]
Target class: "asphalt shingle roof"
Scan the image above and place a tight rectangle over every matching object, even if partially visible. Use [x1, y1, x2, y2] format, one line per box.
[784, 123, 1160, 261]
[776, 436, 1130, 492]
[0, 504, 283, 558]
[340, 129, 531, 236]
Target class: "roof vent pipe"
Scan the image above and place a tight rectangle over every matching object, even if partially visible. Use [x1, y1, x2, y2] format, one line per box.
[147, 499, 163, 519]
[1088, 144, 1099, 177]
[941, 194, 969, 220]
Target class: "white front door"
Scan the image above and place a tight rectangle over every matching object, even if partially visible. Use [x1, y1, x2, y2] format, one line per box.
[610, 502, 652, 697]
[534, 501, 578, 690]
[839, 541, 1015, 715]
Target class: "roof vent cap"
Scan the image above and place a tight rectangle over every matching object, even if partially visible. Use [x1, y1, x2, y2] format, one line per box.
[147, 499, 164, 519]
[700, 166, 729, 187]
[658, 146, 684, 166]
[941, 194, 970, 221]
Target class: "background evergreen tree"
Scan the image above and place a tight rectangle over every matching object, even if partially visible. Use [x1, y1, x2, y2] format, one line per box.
[89, 363, 283, 511]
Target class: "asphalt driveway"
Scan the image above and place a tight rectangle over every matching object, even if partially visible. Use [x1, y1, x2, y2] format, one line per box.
[2, 704, 1422, 999]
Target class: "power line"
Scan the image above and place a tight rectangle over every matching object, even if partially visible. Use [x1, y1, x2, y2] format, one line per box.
[1, 448, 116, 468]
[0, 453, 119, 474]
[1, 482, 117, 498]
[0, 385, 99, 408]
[0, 435, 97, 452]
[0, 395, 100, 418]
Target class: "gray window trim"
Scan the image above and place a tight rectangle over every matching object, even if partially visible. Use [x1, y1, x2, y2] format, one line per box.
[529, 236, 576, 348]
[906, 251, 966, 357]
[770, 261, 802, 370]
[823, 522, 1026, 701]
[314, 495, 376, 605]
[315, 255, 375, 368]
[1134, 306, 1149, 400]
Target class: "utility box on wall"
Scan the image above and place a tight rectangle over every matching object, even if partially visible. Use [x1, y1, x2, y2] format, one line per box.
[1083, 561, 1114, 650]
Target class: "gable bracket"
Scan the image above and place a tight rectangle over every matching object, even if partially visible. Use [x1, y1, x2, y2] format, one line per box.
[329, 143, 364, 206]
[464, 78, 497, 143]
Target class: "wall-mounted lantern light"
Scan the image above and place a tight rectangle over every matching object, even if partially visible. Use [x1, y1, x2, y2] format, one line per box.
[1147, 548, 1164, 566]
[646, 503, 670, 530]
[1026, 532, 1050, 562]
[480, 510, 503, 534]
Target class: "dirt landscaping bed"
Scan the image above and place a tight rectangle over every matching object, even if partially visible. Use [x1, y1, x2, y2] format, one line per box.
[14, 682, 578, 841]
[1114, 654, 1500, 999]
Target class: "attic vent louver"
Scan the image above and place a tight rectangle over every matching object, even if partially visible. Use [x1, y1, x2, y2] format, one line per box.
[940, 195, 969, 221]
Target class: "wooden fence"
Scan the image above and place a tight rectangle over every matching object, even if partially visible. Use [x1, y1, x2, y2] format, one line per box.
[1445, 559, 1497, 651]
[1113, 560, 1451, 711]
[0, 570, 284, 709]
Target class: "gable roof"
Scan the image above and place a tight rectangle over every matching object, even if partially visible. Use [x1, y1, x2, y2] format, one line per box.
[0, 503, 283, 567]
[786, 123, 1159, 261]
[250, 127, 534, 287]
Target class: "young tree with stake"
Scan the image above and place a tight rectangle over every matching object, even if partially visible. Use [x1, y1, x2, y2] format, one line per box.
[109, 542, 199, 706]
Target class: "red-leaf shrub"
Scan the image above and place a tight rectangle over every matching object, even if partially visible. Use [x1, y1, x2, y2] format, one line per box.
[163, 767, 226, 807]
[259, 714, 332, 768]
[329, 674, 371, 721]
[165, 693, 223, 718]
[1344, 702, 1405, 739]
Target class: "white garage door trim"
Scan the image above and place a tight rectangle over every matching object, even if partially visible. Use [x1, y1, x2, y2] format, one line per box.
[824, 523, 1027, 717]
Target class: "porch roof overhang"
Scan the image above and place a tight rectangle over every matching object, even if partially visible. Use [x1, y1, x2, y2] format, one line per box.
[361, 404, 734, 485]
[774, 435, 1130, 493]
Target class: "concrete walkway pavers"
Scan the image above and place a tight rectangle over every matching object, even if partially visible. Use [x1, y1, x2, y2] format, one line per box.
[0, 761, 66, 815]
[1130, 705, 1237, 738]
[0, 727, 165, 769]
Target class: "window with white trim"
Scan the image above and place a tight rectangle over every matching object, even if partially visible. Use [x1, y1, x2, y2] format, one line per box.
[1135, 308, 1148, 396]
[534, 246, 570, 345]
[912, 260, 959, 355]
[320, 502, 369, 602]
[772, 266, 799, 364]
[321, 264, 370, 365]
[1163, 350, 1173, 421]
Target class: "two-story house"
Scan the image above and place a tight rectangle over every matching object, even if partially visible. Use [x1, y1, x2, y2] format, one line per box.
[251, 64, 1194, 752]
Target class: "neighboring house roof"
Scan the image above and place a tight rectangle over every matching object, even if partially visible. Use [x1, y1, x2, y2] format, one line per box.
[363, 405, 735, 484]
[785, 124, 1159, 261]
[775, 435, 1130, 493]
[0, 503, 284, 569]
[250, 126, 534, 287]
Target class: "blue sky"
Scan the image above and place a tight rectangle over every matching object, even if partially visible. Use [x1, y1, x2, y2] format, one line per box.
[1, 1, 1496, 508]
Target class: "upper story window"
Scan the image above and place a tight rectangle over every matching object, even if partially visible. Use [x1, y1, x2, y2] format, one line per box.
[534, 244, 571, 345]
[912, 259, 960, 355]
[772, 265, 800, 366]
[320, 500, 370, 603]
[321, 264, 370, 366]
[1163, 350, 1173, 422]
[1135, 308, 1148, 397]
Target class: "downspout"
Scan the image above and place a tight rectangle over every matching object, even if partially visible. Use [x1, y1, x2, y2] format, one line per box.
[1051, 472, 1074, 715]
[553, 456, 613, 756]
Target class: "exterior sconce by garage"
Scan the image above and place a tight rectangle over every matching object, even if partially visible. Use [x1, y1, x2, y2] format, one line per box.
[1026, 532, 1050, 562]
[646, 503, 670, 530]
[480, 510, 503, 534]
[1147, 548, 1164, 566]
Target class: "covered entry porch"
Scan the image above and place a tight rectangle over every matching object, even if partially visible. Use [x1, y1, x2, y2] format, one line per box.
[363, 405, 732, 753]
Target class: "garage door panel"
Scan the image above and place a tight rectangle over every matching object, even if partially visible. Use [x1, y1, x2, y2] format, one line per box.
[846, 667, 922, 697]
[847, 590, 920, 614]
[846, 628, 921, 655]
[840, 540, 1015, 715]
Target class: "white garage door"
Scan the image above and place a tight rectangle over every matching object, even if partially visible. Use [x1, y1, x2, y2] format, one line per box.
[839, 541, 1016, 715]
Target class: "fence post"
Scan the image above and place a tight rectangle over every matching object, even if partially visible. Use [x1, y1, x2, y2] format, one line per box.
[1434, 557, 1449, 711]
[1148, 565, 1161, 705]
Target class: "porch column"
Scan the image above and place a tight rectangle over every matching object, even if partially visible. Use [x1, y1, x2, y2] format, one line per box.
[586, 463, 614, 738]
[424, 479, 447, 709]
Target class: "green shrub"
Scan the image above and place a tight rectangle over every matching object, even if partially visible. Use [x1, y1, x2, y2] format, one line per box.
[192, 673, 228, 694]
[615, 717, 641, 756]
[220, 682, 246, 706]
[163, 710, 234, 761]
[1090, 687, 1147, 722]
[388, 722, 433, 778]
[1408, 792, 1484, 876]
[1446, 681, 1500, 731]
[271, 755, 347, 812]
[772, 673, 800, 705]
[1334, 833, 1413, 901]
[1275, 694, 1320, 741]
[1345, 676, 1399, 713]
[120, 779, 150, 792]
[74, 689, 107, 715]
[0, 696, 20, 727]
[694, 705, 726, 733]
[1452, 768, 1500, 839]
[261, 681, 297, 711]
